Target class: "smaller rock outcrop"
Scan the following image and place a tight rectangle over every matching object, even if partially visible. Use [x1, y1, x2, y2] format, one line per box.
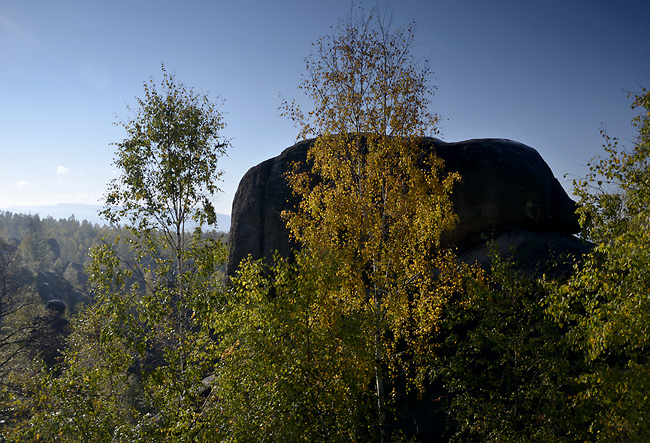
[29, 299, 71, 373]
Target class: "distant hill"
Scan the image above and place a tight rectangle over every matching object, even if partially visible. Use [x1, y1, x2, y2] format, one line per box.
[1, 203, 231, 232]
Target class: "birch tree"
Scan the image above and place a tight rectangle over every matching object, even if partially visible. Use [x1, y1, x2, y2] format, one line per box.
[8, 67, 230, 442]
[281, 6, 459, 440]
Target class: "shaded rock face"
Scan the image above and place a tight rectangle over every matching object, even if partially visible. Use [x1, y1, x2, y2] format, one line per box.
[35, 270, 85, 309]
[227, 137, 584, 275]
[29, 299, 71, 373]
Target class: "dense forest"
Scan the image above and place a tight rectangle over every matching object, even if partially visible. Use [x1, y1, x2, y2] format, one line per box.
[0, 211, 227, 309]
[1, 6, 649, 442]
[0, 212, 227, 387]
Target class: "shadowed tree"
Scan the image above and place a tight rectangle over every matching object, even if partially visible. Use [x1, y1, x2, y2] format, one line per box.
[0, 236, 38, 379]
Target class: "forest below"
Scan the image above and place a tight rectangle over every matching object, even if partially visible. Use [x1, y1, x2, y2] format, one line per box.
[2, 7, 650, 442]
[0, 211, 228, 312]
[0, 210, 227, 380]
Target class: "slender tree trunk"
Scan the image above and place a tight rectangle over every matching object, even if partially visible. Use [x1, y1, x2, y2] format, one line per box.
[374, 285, 386, 443]
[175, 219, 185, 374]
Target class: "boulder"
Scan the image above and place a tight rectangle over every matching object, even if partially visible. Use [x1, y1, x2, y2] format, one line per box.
[36, 269, 85, 309]
[227, 137, 584, 275]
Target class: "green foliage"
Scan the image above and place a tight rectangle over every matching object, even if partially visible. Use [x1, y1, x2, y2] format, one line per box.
[8, 346, 135, 442]
[214, 253, 476, 442]
[8, 11, 649, 443]
[0, 210, 112, 267]
[435, 90, 650, 442]
[5, 67, 230, 442]
[434, 255, 587, 442]
[206, 255, 374, 441]
[103, 63, 228, 232]
[546, 88, 650, 441]
[94, 63, 229, 353]
[0, 234, 46, 439]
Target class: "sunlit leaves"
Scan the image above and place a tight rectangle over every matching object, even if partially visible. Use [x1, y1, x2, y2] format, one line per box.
[546, 88, 650, 440]
[282, 7, 439, 141]
[279, 5, 456, 440]
[205, 255, 375, 441]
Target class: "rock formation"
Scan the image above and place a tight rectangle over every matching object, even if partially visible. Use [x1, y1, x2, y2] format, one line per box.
[227, 137, 588, 275]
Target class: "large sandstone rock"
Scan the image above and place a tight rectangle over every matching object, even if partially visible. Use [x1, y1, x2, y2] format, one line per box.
[227, 137, 585, 275]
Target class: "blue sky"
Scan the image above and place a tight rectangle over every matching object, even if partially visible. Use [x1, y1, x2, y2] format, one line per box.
[1, 0, 649, 216]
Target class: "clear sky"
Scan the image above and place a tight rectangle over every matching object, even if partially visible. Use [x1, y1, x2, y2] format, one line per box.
[1, 0, 649, 215]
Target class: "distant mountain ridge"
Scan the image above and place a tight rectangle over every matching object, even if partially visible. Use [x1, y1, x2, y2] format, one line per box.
[0, 203, 231, 232]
